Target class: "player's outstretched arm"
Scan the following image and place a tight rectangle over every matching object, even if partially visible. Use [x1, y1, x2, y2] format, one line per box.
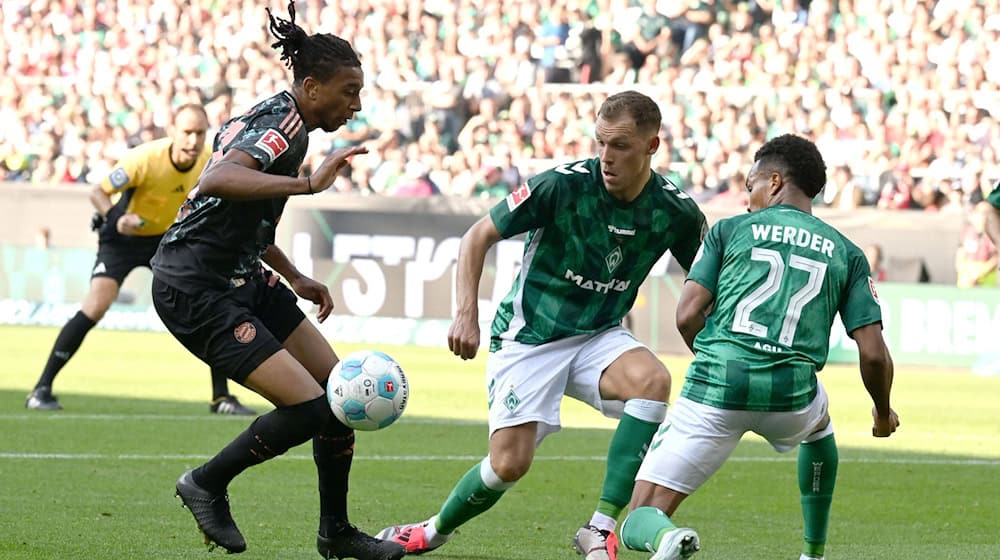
[851, 322, 899, 438]
[448, 215, 503, 360]
[197, 146, 366, 200]
[263, 244, 333, 322]
[675, 280, 713, 354]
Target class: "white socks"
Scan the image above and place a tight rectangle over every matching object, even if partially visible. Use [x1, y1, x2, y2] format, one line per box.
[425, 515, 449, 546]
[588, 511, 617, 533]
[623, 398, 669, 423]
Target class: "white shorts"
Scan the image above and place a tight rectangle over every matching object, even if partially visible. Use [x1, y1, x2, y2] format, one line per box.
[635, 381, 831, 495]
[486, 327, 645, 444]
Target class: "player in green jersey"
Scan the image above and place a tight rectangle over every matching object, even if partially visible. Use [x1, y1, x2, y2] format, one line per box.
[981, 181, 1000, 250]
[376, 91, 707, 559]
[618, 134, 900, 560]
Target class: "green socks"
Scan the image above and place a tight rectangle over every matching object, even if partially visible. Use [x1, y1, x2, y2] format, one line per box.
[798, 433, 839, 558]
[596, 400, 667, 520]
[435, 458, 512, 535]
[621, 506, 676, 552]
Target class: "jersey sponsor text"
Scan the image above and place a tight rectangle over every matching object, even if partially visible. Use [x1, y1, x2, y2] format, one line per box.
[564, 268, 631, 293]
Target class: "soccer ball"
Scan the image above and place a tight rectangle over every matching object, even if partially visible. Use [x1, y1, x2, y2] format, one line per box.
[326, 350, 409, 431]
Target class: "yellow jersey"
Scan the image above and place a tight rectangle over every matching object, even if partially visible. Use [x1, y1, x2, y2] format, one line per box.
[100, 137, 210, 236]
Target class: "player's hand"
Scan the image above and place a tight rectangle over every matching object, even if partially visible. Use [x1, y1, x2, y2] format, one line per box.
[116, 213, 146, 235]
[290, 275, 334, 323]
[90, 212, 106, 232]
[447, 311, 480, 360]
[872, 407, 900, 438]
[307, 146, 369, 194]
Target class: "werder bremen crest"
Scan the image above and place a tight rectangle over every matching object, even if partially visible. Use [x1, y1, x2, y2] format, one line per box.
[605, 246, 623, 273]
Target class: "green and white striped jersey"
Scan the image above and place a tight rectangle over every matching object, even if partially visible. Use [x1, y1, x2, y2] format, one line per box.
[488, 158, 706, 351]
[682, 205, 882, 411]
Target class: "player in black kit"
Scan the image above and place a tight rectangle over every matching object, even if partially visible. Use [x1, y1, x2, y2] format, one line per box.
[150, 4, 404, 559]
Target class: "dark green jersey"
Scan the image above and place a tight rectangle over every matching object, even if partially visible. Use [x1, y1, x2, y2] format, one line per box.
[488, 158, 707, 351]
[986, 181, 1000, 210]
[682, 205, 882, 411]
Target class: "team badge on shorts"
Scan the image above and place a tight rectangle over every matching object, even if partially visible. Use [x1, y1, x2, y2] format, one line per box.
[503, 388, 521, 412]
[234, 321, 257, 344]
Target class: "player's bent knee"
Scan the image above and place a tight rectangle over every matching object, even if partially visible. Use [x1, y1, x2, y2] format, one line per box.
[624, 365, 672, 401]
[80, 297, 114, 322]
[489, 452, 532, 483]
[271, 394, 331, 449]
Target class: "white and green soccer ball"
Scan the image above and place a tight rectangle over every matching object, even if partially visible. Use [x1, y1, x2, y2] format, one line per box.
[326, 350, 409, 431]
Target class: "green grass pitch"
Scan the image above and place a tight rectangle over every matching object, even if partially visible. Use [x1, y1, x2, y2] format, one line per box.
[1, 325, 998, 559]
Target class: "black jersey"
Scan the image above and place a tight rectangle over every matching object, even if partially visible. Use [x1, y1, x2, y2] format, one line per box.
[151, 92, 308, 293]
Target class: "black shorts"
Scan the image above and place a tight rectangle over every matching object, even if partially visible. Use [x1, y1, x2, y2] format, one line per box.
[152, 273, 306, 383]
[92, 236, 161, 284]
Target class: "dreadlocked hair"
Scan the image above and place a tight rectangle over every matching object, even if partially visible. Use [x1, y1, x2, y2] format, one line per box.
[266, 1, 361, 84]
[753, 134, 828, 198]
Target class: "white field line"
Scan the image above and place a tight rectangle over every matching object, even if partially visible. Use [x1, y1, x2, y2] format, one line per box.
[0, 452, 997, 466]
[2, 413, 998, 442]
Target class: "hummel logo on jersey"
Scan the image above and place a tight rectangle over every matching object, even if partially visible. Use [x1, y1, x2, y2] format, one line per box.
[93, 262, 107, 275]
[607, 225, 636, 236]
[564, 269, 631, 293]
[174, 184, 185, 192]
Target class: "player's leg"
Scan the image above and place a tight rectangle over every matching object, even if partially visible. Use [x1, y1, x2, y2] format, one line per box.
[757, 383, 837, 560]
[619, 398, 748, 559]
[28, 254, 122, 410]
[797, 420, 837, 560]
[260, 277, 404, 560]
[378, 338, 572, 554]
[154, 278, 330, 554]
[378, 423, 538, 554]
[565, 328, 671, 558]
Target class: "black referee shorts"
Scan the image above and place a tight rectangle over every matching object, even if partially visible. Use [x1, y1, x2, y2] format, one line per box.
[91, 236, 162, 284]
[152, 273, 307, 383]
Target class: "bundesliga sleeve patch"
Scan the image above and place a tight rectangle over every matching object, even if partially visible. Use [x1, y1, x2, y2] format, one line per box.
[109, 167, 130, 190]
[868, 276, 880, 303]
[254, 129, 290, 161]
[506, 182, 531, 212]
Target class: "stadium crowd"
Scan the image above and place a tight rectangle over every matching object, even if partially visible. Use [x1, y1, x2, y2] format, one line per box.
[2, 0, 999, 210]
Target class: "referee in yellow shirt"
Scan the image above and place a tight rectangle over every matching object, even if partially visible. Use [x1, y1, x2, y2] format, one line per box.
[27, 104, 255, 415]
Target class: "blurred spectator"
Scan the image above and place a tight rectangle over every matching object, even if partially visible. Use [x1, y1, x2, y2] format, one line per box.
[705, 170, 748, 208]
[535, 5, 572, 83]
[394, 161, 439, 197]
[955, 202, 998, 288]
[624, 3, 672, 70]
[1, 0, 998, 204]
[472, 165, 511, 199]
[34, 226, 52, 250]
[864, 243, 887, 282]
